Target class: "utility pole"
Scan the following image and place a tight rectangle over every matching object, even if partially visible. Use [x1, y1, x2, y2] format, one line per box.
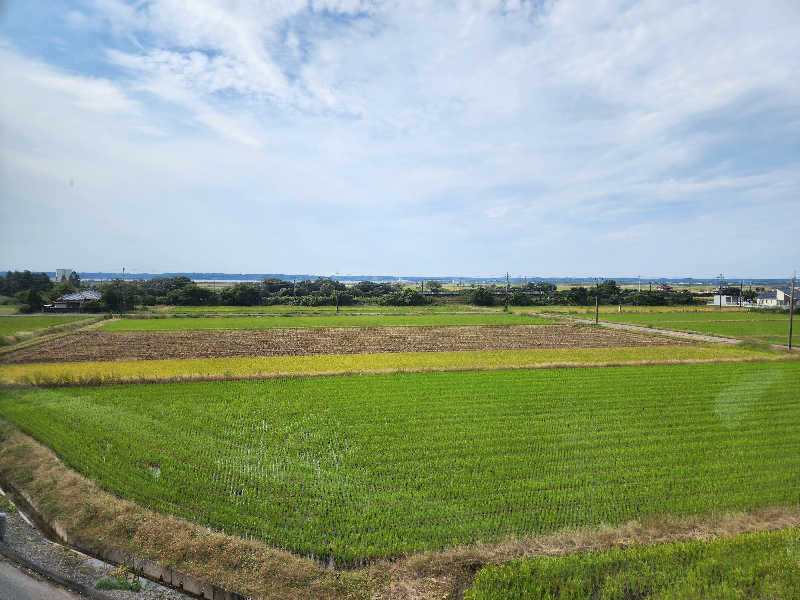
[504, 272, 510, 312]
[595, 278, 600, 325]
[789, 271, 796, 350]
[718, 273, 724, 311]
[122, 266, 126, 315]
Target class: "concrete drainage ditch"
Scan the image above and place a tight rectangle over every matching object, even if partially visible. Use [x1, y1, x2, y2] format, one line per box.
[0, 479, 248, 600]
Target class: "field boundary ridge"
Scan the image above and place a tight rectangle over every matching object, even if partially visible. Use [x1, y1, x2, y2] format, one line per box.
[2, 419, 800, 599]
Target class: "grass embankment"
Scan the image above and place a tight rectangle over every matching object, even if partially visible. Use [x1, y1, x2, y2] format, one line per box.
[0, 345, 780, 385]
[0, 315, 94, 345]
[101, 313, 555, 331]
[2, 361, 798, 563]
[158, 303, 491, 314]
[466, 527, 800, 599]
[592, 311, 796, 345]
[534, 305, 747, 315]
[0, 315, 92, 337]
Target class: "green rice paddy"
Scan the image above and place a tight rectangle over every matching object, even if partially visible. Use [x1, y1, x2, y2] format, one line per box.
[2, 361, 798, 563]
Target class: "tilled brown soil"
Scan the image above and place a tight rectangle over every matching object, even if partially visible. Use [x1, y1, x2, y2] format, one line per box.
[0, 325, 685, 364]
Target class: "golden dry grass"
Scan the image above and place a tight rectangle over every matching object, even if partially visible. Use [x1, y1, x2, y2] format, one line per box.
[0, 344, 783, 385]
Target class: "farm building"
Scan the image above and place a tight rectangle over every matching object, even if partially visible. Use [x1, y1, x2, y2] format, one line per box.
[44, 290, 101, 312]
[708, 294, 752, 308]
[756, 287, 798, 308]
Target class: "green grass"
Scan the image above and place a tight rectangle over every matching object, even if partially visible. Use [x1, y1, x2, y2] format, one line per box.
[1, 361, 799, 563]
[593, 311, 796, 344]
[0, 345, 780, 385]
[0, 316, 91, 338]
[535, 305, 747, 315]
[0, 306, 18, 315]
[158, 303, 490, 314]
[465, 528, 800, 599]
[101, 313, 555, 331]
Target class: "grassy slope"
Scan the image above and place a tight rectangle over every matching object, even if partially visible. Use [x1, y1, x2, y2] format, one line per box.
[159, 303, 490, 314]
[101, 313, 554, 331]
[534, 305, 736, 314]
[1, 361, 799, 562]
[465, 528, 800, 600]
[0, 345, 780, 385]
[0, 315, 90, 337]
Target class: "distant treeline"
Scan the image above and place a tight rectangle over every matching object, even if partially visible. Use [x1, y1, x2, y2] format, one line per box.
[95, 277, 427, 310]
[3, 273, 745, 313]
[468, 281, 702, 307]
[0, 270, 85, 313]
[92, 277, 710, 311]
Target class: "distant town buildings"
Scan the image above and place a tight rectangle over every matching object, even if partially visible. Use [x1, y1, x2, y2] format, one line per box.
[55, 268, 75, 282]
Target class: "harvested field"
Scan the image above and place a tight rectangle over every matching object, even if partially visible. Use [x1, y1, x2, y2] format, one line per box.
[0, 324, 684, 364]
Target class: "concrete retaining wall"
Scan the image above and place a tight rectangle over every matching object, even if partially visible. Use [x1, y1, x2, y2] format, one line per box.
[3, 479, 248, 600]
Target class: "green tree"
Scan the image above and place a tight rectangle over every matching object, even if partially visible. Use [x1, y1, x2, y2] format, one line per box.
[17, 289, 44, 313]
[47, 280, 77, 302]
[166, 283, 217, 306]
[469, 286, 495, 306]
[425, 281, 443, 294]
[742, 289, 758, 302]
[508, 290, 531, 306]
[221, 283, 261, 306]
[567, 286, 589, 305]
[380, 287, 426, 306]
[101, 281, 136, 312]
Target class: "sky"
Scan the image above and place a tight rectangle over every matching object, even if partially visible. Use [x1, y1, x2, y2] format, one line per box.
[1, 0, 799, 278]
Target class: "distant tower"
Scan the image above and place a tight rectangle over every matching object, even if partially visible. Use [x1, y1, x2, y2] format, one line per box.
[55, 268, 75, 282]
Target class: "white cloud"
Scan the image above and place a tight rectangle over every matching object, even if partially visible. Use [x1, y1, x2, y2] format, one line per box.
[1, 1, 800, 275]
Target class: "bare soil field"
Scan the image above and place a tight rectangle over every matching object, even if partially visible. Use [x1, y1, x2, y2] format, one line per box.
[0, 324, 684, 363]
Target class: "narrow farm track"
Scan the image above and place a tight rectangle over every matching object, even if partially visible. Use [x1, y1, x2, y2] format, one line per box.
[566, 317, 740, 344]
[0, 324, 685, 363]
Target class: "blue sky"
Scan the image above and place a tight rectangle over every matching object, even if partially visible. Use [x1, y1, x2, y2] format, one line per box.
[1, 0, 799, 278]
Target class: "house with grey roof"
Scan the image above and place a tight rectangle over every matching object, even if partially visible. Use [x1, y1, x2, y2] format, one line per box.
[44, 290, 101, 312]
[756, 287, 798, 308]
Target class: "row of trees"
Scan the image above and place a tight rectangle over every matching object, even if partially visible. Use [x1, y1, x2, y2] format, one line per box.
[1, 272, 750, 312]
[468, 280, 702, 307]
[96, 277, 428, 311]
[0, 270, 85, 313]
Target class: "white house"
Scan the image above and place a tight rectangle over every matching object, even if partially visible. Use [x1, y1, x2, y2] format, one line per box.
[708, 294, 751, 307]
[756, 287, 798, 308]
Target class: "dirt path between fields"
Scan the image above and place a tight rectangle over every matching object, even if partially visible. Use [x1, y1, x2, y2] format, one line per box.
[560, 318, 741, 344]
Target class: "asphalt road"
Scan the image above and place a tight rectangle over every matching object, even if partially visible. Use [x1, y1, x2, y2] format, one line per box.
[0, 558, 85, 600]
